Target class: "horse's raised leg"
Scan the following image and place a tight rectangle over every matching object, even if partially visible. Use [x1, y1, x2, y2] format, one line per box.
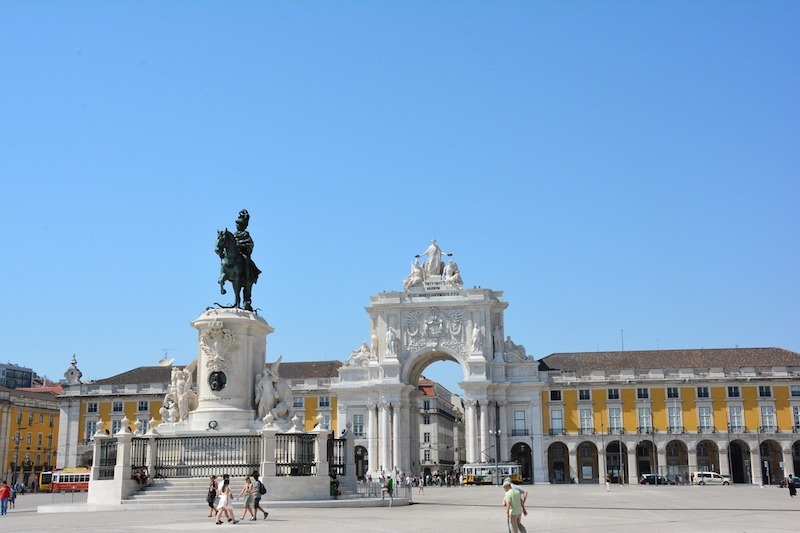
[218, 273, 227, 295]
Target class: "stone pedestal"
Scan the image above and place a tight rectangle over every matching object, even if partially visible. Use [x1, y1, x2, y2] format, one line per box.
[189, 308, 274, 432]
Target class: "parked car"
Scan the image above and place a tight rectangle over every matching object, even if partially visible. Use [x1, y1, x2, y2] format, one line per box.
[690, 471, 730, 485]
[639, 474, 668, 485]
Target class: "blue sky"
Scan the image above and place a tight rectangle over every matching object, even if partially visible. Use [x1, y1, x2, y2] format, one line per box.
[2, 2, 798, 395]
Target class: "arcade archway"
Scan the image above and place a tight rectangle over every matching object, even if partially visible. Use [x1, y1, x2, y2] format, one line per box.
[729, 439, 751, 484]
[510, 442, 532, 482]
[696, 440, 721, 472]
[760, 439, 782, 485]
[576, 441, 599, 484]
[548, 442, 570, 483]
[605, 441, 628, 483]
[355, 445, 368, 480]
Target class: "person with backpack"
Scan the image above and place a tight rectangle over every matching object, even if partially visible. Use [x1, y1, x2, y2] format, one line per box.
[252, 472, 269, 520]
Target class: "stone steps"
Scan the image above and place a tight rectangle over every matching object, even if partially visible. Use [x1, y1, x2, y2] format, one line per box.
[121, 478, 364, 507]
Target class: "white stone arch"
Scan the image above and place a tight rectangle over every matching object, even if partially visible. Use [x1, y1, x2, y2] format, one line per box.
[334, 242, 546, 481]
[401, 346, 471, 386]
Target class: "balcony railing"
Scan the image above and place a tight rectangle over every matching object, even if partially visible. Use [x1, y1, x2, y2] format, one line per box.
[548, 428, 567, 436]
[667, 426, 686, 434]
[579, 428, 596, 435]
[727, 425, 748, 433]
[606, 428, 625, 435]
[760, 425, 780, 433]
[697, 426, 716, 434]
[511, 429, 529, 436]
[637, 426, 654, 435]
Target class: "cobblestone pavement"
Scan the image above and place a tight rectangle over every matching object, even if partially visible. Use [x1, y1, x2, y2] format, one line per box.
[4, 483, 800, 532]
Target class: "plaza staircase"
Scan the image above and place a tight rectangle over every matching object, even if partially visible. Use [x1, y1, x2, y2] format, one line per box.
[121, 477, 365, 509]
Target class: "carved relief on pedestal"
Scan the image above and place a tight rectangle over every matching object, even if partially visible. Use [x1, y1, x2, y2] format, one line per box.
[199, 320, 237, 373]
[403, 309, 466, 356]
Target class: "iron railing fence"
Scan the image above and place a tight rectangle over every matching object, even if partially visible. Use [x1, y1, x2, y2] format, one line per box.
[328, 438, 346, 476]
[275, 433, 316, 476]
[154, 435, 261, 478]
[97, 438, 117, 480]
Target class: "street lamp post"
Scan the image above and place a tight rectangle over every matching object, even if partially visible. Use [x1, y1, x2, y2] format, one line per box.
[11, 431, 23, 486]
[489, 429, 502, 485]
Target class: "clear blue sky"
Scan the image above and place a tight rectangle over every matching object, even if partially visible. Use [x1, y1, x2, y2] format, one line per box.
[2, 2, 798, 396]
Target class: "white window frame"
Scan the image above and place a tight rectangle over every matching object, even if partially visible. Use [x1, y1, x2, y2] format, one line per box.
[698, 406, 713, 431]
[608, 408, 621, 432]
[668, 406, 682, 431]
[728, 406, 744, 431]
[550, 409, 563, 431]
[760, 405, 776, 431]
[580, 409, 593, 431]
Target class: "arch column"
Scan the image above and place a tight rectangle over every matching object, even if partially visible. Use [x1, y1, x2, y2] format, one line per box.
[378, 399, 391, 473]
[466, 400, 478, 463]
[368, 403, 378, 475]
[392, 402, 402, 472]
[568, 447, 578, 483]
[626, 445, 637, 484]
[749, 446, 761, 485]
[783, 447, 794, 478]
[657, 445, 666, 477]
[498, 401, 509, 462]
[719, 445, 731, 477]
[479, 401, 489, 462]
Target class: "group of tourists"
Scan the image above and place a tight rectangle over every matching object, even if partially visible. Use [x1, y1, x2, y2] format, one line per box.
[206, 472, 268, 525]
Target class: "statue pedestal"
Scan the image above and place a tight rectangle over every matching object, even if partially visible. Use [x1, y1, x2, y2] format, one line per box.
[189, 308, 274, 432]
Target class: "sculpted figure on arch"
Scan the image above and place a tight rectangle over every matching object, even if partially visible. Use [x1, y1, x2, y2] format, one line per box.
[416, 239, 451, 277]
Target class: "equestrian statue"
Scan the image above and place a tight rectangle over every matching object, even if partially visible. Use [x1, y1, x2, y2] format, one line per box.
[216, 209, 262, 311]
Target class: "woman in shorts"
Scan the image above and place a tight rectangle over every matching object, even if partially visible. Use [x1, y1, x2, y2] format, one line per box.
[238, 476, 256, 521]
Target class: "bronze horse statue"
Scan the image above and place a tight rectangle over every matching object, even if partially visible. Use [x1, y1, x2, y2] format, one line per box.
[215, 229, 260, 311]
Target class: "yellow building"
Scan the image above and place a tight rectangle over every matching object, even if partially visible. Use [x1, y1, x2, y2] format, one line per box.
[279, 361, 342, 431]
[0, 385, 60, 487]
[58, 361, 172, 468]
[539, 347, 800, 485]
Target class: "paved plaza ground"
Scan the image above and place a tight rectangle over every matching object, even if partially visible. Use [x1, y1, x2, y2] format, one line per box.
[4, 483, 800, 532]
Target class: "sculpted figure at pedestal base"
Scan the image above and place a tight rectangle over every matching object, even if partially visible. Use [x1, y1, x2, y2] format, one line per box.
[255, 357, 293, 422]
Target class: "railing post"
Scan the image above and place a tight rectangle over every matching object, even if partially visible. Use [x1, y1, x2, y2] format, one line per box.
[340, 422, 357, 492]
[144, 423, 158, 483]
[312, 422, 331, 479]
[114, 418, 133, 480]
[260, 425, 279, 479]
[90, 421, 109, 481]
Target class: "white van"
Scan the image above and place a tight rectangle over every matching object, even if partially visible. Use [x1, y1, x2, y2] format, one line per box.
[690, 471, 730, 485]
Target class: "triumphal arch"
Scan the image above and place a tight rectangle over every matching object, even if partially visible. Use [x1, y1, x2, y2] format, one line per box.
[334, 241, 549, 483]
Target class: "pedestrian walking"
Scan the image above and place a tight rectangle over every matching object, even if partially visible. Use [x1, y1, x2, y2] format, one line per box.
[0, 481, 11, 516]
[787, 476, 797, 497]
[252, 472, 269, 520]
[238, 476, 256, 521]
[606, 473, 611, 492]
[215, 478, 238, 524]
[502, 479, 528, 533]
[207, 475, 218, 517]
